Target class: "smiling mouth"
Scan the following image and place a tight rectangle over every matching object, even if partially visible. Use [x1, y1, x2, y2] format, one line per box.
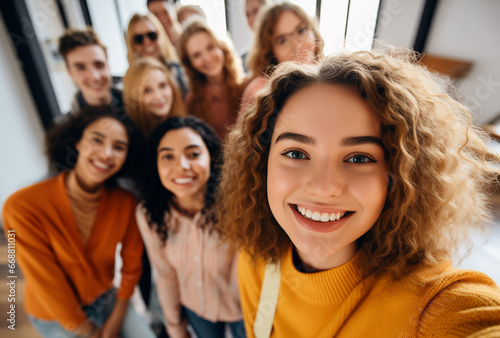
[294, 205, 352, 223]
[174, 177, 195, 184]
[92, 160, 112, 171]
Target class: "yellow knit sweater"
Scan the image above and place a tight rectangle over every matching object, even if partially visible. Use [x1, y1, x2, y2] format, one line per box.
[238, 247, 500, 337]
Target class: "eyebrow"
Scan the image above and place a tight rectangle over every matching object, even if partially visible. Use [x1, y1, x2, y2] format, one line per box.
[341, 136, 384, 149]
[275, 133, 384, 149]
[274, 21, 306, 40]
[88, 130, 129, 146]
[157, 144, 201, 153]
[275, 132, 316, 145]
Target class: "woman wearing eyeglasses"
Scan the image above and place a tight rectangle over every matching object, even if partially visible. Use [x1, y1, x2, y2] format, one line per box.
[241, 2, 324, 108]
[126, 13, 188, 97]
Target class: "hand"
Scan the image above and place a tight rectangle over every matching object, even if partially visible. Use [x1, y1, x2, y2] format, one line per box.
[72, 320, 100, 338]
[101, 299, 128, 338]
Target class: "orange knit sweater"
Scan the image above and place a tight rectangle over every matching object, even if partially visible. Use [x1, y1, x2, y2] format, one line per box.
[238, 247, 500, 337]
[2, 172, 143, 330]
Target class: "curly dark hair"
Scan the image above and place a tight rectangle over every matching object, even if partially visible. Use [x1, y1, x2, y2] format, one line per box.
[142, 116, 222, 244]
[45, 106, 142, 187]
[218, 48, 500, 279]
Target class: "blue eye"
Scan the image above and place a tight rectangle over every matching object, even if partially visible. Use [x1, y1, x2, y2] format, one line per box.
[282, 150, 308, 160]
[346, 155, 374, 164]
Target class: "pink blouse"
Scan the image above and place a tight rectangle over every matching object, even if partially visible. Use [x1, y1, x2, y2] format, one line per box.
[136, 204, 241, 338]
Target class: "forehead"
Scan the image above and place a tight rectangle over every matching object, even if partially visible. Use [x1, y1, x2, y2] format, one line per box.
[85, 117, 128, 140]
[273, 10, 303, 35]
[145, 68, 167, 84]
[66, 45, 107, 64]
[274, 83, 380, 141]
[186, 32, 213, 51]
[158, 127, 206, 149]
[132, 19, 156, 33]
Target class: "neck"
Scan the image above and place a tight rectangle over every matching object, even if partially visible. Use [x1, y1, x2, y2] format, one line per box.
[83, 91, 112, 106]
[173, 192, 204, 215]
[69, 170, 102, 194]
[294, 243, 357, 272]
[206, 73, 225, 87]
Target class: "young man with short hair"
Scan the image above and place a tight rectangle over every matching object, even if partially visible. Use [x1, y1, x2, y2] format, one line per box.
[58, 27, 125, 116]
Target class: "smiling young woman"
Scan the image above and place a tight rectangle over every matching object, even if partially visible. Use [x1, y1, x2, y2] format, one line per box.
[2, 107, 155, 338]
[178, 20, 248, 140]
[137, 117, 244, 338]
[217, 49, 500, 337]
[123, 57, 186, 137]
[241, 2, 324, 108]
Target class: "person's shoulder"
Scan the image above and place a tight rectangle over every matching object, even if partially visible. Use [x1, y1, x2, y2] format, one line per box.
[414, 266, 500, 336]
[238, 249, 267, 278]
[3, 176, 59, 221]
[4, 176, 57, 207]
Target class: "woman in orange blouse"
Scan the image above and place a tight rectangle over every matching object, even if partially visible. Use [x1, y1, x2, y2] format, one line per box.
[136, 117, 244, 338]
[2, 107, 154, 338]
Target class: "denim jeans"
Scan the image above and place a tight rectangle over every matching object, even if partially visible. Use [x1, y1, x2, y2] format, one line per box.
[28, 289, 155, 338]
[183, 306, 246, 338]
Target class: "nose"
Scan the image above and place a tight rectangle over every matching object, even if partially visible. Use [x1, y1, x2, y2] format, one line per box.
[305, 161, 343, 197]
[89, 67, 99, 80]
[100, 144, 114, 160]
[179, 155, 190, 170]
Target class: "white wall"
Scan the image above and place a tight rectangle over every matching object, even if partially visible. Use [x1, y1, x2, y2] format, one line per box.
[375, 0, 500, 124]
[25, 0, 77, 114]
[0, 15, 49, 218]
[426, 0, 500, 124]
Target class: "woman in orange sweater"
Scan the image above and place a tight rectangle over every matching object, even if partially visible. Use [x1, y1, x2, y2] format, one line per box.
[217, 49, 500, 337]
[2, 107, 155, 338]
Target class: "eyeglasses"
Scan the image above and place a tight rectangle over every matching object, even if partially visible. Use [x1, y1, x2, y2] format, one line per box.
[273, 23, 312, 49]
[133, 31, 158, 44]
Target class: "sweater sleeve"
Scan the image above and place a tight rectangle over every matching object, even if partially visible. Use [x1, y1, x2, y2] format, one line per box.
[136, 205, 188, 338]
[2, 194, 88, 330]
[418, 271, 500, 337]
[116, 197, 143, 300]
[238, 250, 267, 338]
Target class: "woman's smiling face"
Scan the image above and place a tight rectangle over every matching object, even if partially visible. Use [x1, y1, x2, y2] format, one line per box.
[267, 83, 389, 271]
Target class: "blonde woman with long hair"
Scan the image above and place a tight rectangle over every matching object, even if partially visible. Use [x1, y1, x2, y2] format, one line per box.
[178, 20, 248, 140]
[123, 57, 186, 137]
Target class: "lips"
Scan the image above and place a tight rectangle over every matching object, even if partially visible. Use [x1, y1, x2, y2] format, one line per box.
[291, 204, 353, 233]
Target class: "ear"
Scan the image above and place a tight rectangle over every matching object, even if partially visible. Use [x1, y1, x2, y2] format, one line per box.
[75, 138, 82, 153]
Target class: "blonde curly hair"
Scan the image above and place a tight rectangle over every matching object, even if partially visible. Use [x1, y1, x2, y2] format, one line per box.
[217, 47, 500, 279]
[123, 57, 186, 137]
[178, 20, 244, 124]
[247, 2, 324, 77]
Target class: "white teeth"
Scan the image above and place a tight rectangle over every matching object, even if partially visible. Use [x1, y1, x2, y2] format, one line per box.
[296, 205, 346, 223]
[312, 211, 320, 221]
[93, 161, 110, 170]
[174, 177, 194, 184]
[320, 213, 330, 222]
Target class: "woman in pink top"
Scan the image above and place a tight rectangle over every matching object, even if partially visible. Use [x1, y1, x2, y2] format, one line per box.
[136, 116, 244, 338]
[178, 20, 247, 140]
[242, 2, 324, 107]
